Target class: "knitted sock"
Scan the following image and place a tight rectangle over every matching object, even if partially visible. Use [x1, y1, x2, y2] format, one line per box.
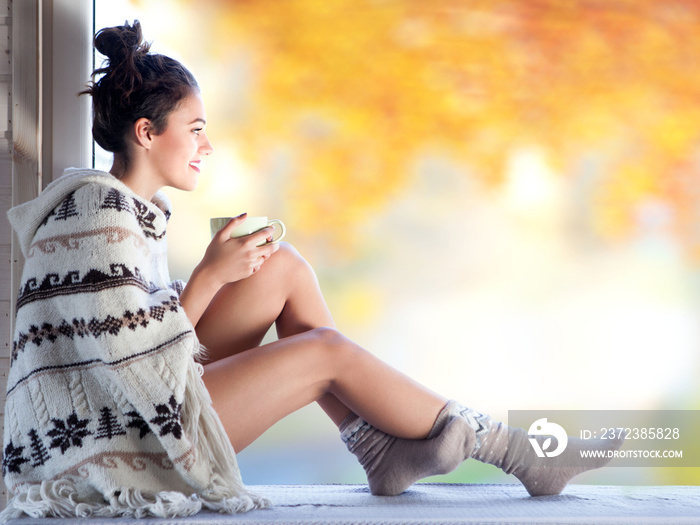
[441, 400, 625, 497]
[341, 401, 623, 498]
[339, 410, 474, 496]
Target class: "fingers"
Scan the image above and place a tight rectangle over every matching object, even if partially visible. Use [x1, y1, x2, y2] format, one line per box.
[261, 241, 280, 259]
[217, 212, 248, 240]
[250, 240, 280, 275]
[250, 226, 275, 246]
[255, 240, 280, 263]
[212, 215, 281, 278]
[221, 223, 274, 247]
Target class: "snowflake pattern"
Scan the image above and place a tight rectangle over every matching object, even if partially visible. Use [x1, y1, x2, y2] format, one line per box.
[2, 397, 190, 473]
[47, 412, 93, 454]
[132, 199, 165, 240]
[150, 396, 183, 439]
[2, 442, 29, 476]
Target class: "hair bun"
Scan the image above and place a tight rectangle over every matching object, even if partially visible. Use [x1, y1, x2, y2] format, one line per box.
[94, 20, 150, 64]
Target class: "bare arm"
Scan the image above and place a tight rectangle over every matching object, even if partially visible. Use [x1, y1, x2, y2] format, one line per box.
[178, 264, 224, 327]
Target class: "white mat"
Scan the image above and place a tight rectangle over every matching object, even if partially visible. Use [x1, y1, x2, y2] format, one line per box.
[6, 483, 700, 525]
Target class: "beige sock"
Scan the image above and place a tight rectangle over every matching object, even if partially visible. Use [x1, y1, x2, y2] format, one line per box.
[341, 401, 623, 498]
[442, 400, 626, 496]
[339, 410, 474, 496]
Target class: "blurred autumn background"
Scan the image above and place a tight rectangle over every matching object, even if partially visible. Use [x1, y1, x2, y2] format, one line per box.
[96, 0, 700, 486]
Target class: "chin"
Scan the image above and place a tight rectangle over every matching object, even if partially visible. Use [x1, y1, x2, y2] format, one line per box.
[177, 176, 199, 192]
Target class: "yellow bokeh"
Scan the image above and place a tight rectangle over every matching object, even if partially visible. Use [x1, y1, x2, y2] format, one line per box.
[118, 0, 700, 486]
[133, 0, 700, 260]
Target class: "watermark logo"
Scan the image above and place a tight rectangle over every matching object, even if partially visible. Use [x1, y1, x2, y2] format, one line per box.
[510, 410, 694, 467]
[528, 418, 568, 457]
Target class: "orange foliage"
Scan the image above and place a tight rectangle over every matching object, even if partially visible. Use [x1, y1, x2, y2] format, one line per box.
[139, 0, 700, 258]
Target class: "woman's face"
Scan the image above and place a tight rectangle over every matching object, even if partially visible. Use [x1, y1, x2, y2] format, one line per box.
[148, 91, 214, 193]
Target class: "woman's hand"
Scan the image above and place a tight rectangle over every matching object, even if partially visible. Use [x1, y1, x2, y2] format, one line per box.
[200, 213, 280, 287]
[179, 213, 280, 326]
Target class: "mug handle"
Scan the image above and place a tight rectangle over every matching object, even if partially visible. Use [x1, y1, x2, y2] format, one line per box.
[266, 219, 286, 244]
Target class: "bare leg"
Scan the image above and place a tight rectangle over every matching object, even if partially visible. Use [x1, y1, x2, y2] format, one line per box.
[196, 243, 362, 425]
[195, 243, 331, 356]
[196, 242, 459, 495]
[196, 244, 621, 497]
[202, 327, 447, 452]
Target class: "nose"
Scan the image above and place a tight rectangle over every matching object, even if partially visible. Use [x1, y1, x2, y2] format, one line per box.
[200, 133, 214, 156]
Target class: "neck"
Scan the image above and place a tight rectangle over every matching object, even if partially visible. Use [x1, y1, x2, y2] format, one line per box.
[109, 155, 127, 178]
[110, 156, 159, 201]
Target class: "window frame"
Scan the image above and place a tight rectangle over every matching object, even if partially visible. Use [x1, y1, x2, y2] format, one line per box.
[2, 0, 93, 505]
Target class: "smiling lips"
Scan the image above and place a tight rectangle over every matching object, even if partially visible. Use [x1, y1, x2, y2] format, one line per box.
[189, 161, 201, 173]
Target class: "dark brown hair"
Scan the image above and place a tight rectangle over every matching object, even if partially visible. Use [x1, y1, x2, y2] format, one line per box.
[80, 21, 199, 166]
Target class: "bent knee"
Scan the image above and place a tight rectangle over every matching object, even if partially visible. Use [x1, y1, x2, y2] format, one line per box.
[306, 328, 375, 387]
[268, 242, 311, 273]
[307, 327, 361, 369]
[271, 241, 302, 264]
[309, 326, 346, 347]
[268, 242, 319, 285]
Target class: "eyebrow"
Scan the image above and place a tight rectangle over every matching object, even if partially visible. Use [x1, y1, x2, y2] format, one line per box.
[189, 118, 207, 125]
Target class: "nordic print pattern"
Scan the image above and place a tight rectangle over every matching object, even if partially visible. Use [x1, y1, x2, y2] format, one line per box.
[2, 442, 28, 476]
[2, 400, 184, 477]
[16, 264, 160, 309]
[3, 173, 215, 504]
[54, 192, 79, 221]
[11, 295, 181, 362]
[150, 396, 183, 439]
[55, 450, 176, 481]
[41, 187, 168, 239]
[27, 227, 150, 258]
[101, 188, 167, 240]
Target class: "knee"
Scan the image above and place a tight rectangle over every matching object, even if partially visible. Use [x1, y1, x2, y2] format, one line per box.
[309, 326, 346, 349]
[270, 241, 302, 266]
[307, 327, 350, 359]
[307, 327, 362, 370]
[267, 242, 316, 279]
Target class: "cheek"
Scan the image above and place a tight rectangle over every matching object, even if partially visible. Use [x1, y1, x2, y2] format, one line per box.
[153, 132, 197, 164]
[176, 135, 197, 154]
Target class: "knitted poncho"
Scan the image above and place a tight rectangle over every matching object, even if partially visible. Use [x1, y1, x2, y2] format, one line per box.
[2, 169, 269, 519]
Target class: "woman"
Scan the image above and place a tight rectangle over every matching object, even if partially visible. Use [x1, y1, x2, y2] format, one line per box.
[2, 21, 623, 519]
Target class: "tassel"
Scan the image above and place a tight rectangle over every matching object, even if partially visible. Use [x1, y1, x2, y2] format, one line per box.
[0, 480, 206, 519]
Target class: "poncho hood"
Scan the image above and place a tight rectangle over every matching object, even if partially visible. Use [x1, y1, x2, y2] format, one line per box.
[8, 168, 171, 259]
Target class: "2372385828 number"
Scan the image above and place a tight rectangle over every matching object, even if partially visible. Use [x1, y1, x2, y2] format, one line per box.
[600, 427, 680, 440]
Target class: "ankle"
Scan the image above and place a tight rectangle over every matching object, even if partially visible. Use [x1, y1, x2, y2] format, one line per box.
[338, 412, 360, 434]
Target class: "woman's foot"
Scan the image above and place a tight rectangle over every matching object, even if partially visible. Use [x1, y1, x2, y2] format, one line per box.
[340, 413, 473, 496]
[472, 416, 625, 496]
[341, 401, 625, 497]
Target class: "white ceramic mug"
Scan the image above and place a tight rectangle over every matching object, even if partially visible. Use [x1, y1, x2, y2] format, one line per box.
[210, 216, 286, 246]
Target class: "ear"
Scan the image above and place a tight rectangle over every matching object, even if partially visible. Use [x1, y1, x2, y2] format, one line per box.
[133, 118, 153, 149]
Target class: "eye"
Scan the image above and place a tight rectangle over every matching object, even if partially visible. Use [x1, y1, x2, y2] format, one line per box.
[192, 128, 203, 136]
